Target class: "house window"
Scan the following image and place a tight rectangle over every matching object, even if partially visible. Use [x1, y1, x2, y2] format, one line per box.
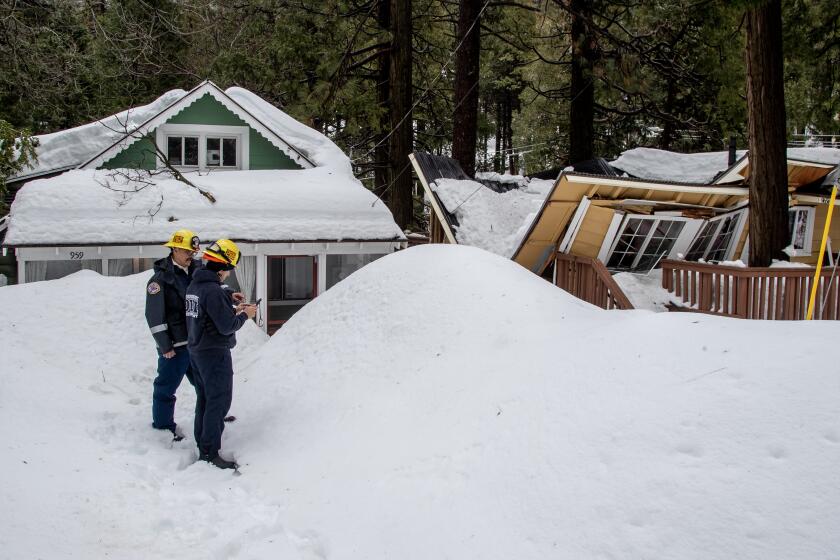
[788, 206, 815, 256]
[267, 255, 317, 333]
[606, 216, 687, 272]
[206, 137, 238, 168]
[157, 124, 248, 171]
[684, 209, 746, 262]
[166, 136, 199, 166]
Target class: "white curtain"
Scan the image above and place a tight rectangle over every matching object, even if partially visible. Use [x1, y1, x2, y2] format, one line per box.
[107, 258, 134, 277]
[237, 256, 256, 301]
[24, 260, 48, 283]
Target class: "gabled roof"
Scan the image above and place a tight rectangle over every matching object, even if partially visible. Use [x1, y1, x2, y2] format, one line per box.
[511, 172, 749, 274]
[79, 81, 316, 170]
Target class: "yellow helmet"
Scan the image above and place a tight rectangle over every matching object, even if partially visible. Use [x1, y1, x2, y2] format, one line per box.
[203, 239, 241, 269]
[164, 229, 200, 252]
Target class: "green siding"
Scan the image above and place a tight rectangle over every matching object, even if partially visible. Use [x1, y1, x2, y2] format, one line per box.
[100, 93, 303, 170]
[249, 129, 300, 170]
[101, 135, 157, 170]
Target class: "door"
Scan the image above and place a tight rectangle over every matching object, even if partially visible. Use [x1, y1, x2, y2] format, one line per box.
[266, 255, 318, 334]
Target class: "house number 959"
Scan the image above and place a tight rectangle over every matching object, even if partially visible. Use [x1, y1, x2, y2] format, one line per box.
[69, 251, 85, 260]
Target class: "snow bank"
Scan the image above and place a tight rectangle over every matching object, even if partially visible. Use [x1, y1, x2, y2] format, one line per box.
[5, 168, 404, 245]
[787, 147, 840, 165]
[3, 245, 840, 559]
[611, 147, 747, 183]
[432, 179, 549, 257]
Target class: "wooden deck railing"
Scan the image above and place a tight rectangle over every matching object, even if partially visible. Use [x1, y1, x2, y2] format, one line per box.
[554, 253, 633, 310]
[661, 259, 840, 320]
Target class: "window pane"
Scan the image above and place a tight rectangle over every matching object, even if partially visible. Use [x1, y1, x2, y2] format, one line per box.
[167, 137, 182, 166]
[206, 137, 221, 166]
[789, 209, 809, 250]
[326, 254, 383, 289]
[686, 221, 718, 261]
[285, 257, 315, 299]
[707, 215, 739, 262]
[222, 138, 237, 167]
[184, 137, 199, 166]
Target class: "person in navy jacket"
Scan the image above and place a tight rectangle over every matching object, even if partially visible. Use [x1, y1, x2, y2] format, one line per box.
[186, 239, 256, 470]
[145, 229, 201, 439]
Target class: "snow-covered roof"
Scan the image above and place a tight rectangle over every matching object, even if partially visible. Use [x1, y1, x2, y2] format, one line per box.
[611, 148, 748, 184]
[13, 90, 187, 182]
[432, 178, 553, 257]
[612, 147, 840, 185]
[13, 81, 352, 181]
[4, 168, 404, 246]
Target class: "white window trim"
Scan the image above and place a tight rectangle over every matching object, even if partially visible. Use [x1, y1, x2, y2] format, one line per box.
[155, 124, 250, 171]
[558, 197, 591, 253]
[604, 214, 697, 271]
[685, 208, 748, 262]
[788, 206, 816, 257]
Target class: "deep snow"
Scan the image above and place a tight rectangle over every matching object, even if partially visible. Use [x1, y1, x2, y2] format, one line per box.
[2, 245, 840, 559]
[5, 168, 404, 245]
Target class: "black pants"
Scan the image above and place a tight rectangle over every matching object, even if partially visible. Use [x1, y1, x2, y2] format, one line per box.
[190, 348, 233, 458]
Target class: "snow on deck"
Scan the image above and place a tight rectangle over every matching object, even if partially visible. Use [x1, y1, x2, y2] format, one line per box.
[2, 244, 839, 559]
[5, 168, 404, 245]
[432, 178, 552, 257]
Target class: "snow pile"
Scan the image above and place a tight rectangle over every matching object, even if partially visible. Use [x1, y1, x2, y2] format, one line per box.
[5, 168, 404, 245]
[475, 171, 528, 185]
[432, 178, 548, 257]
[611, 147, 747, 183]
[226, 87, 352, 174]
[16, 90, 186, 180]
[3, 245, 840, 559]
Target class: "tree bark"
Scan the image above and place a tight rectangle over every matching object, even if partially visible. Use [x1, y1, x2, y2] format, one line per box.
[745, 0, 789, 267]
[374, 0, 391, 198]
[452, 0, 482, 178]
[568, 0, 596, 165]
[387, 0, 413, 229]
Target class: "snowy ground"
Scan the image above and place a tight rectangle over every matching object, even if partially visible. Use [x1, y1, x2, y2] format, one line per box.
[2, 245, 840, 559]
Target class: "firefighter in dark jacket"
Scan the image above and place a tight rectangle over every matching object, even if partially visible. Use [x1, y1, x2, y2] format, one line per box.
[145, 229, 202, 439]
[186, 239, 256, 469]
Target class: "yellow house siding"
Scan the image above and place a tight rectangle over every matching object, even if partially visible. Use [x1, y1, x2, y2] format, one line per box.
[570, 206, 615, 258]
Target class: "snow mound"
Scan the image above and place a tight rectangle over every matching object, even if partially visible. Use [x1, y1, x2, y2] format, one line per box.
[433, 179, 548, 257]
[2, 245, 840, 559]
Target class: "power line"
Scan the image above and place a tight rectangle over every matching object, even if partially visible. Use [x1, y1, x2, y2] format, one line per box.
[351, 0, 492, 163]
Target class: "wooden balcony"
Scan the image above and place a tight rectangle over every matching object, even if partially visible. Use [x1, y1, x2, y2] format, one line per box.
[554, 253, 633, 310]
[661, 259, 840, 320]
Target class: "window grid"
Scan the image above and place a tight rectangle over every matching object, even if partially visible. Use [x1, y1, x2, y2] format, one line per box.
[607, 216, 686, 272]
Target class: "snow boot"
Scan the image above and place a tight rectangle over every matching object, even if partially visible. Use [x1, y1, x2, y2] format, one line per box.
[170, 425, 185, 442]
[201, 453, 238, 470]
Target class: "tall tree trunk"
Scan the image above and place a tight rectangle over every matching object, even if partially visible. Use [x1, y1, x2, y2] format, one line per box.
[745, 0, 789, 267]
[659, 80, 677, 150]
[495, 100, 502, 172]
[568, 0, 596, 165]
[387, 0, 413, 229]
[452, 0, 482, 177]
[374, 0, 391, 197]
